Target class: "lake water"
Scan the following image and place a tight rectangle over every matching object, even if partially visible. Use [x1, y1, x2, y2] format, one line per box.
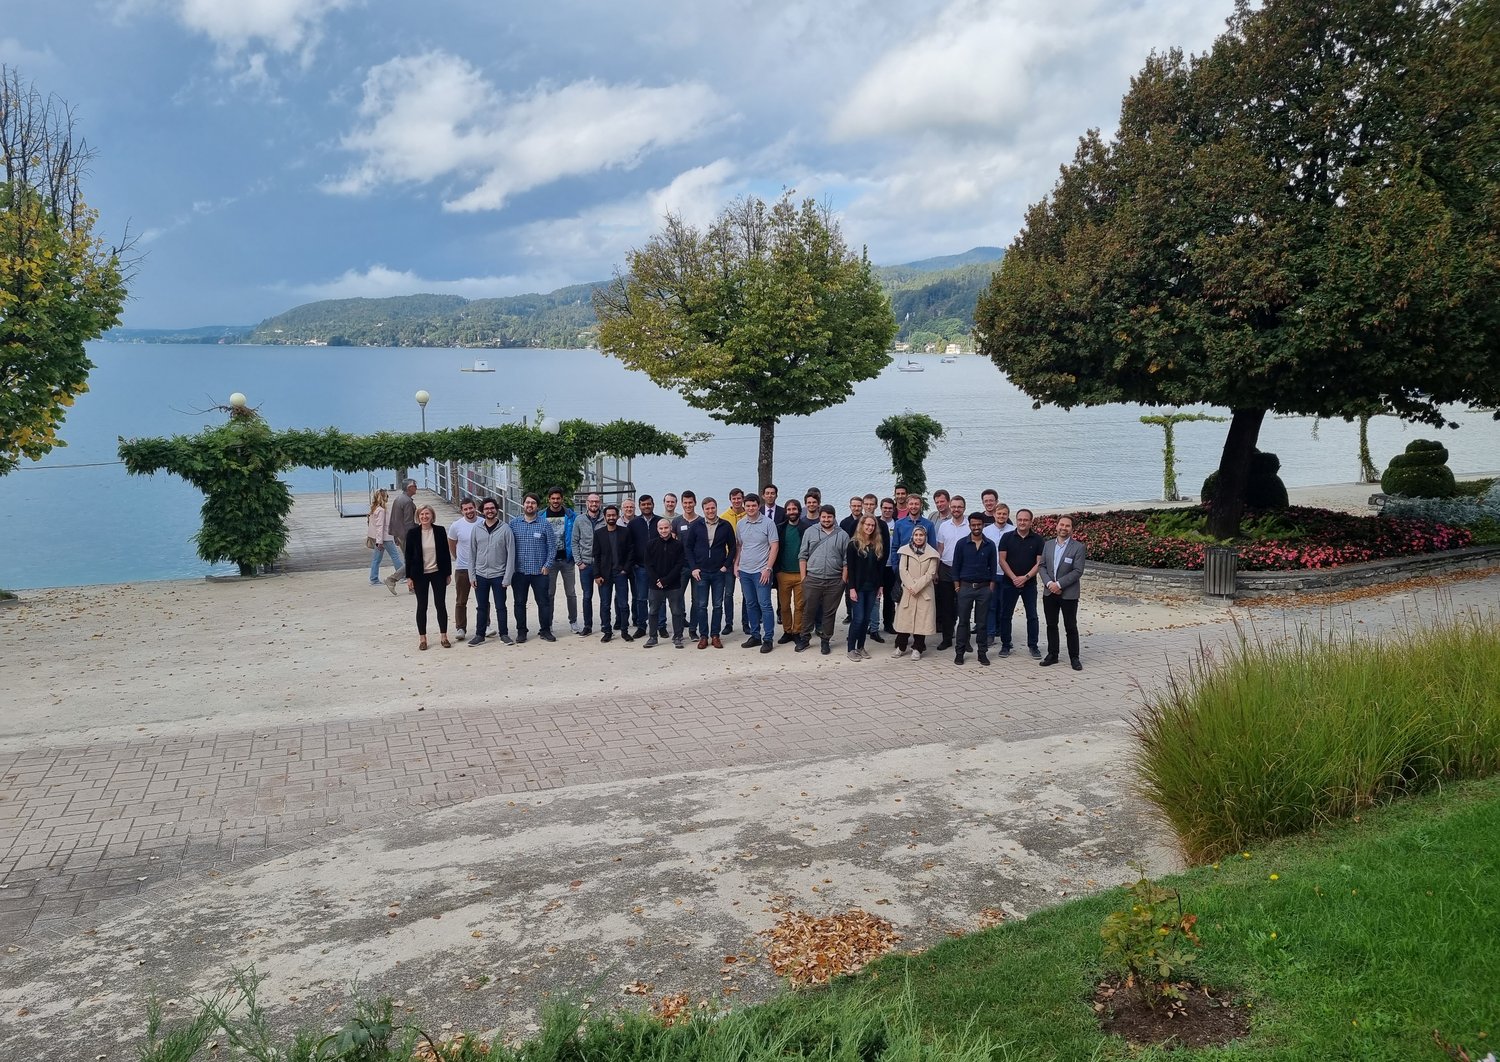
[4, 343, 1497, 590]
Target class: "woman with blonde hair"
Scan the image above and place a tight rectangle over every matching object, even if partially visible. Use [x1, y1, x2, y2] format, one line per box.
[404, 504, 453, 650]
[892, 524, 939, 661]
[843, 514, 885, 661]
[367, 489, 402, 585]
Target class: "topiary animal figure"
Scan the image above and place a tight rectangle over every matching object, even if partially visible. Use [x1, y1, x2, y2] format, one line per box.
[1381, 439, 1458, 498]
[1202, 449, 1289, 509]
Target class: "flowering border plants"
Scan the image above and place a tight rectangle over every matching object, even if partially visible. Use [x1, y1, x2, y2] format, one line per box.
[1033, 505, 1471, 571]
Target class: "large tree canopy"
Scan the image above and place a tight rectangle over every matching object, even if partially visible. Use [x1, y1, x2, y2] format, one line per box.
[976, 0, 1498, 537]
[1, 67, 128, 476]
[594, 193, 897, 489]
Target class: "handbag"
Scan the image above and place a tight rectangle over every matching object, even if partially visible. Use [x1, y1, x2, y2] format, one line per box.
[365, 536, 378, 550]
[891, 556, 905, 602]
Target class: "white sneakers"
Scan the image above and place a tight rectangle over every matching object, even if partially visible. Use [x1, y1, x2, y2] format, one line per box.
[911, 650, 923, 661]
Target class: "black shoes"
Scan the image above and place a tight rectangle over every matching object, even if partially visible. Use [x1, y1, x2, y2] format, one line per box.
[820, 639, 831, 655]
[998, 646, 1012, 657]
[936, 639, 953, 652]
[742, 637, 762, 649]
[498, 633, 513, 645]
[955, 649, 966, 666]
[601, 631, 613, 643]
[794, 636, 811, 653]
[539, 630, 556, 642]
[621, 630, 635, 642]
[632, 627, 647, 640]
[778, 632, 797, 644]
[868, 631, 885, 644]
[1071, 658, 1083, 671]
[978, 651, 990, 666]
[1039, 656, 1059, 667]
[643, 637, 659, 647]
[577, 627, 592, 637]
[1029, 647, 1043, 659]
[760, 641, 773, 654]
[467, 635, 486, 646]
[515, 633, 527, 644]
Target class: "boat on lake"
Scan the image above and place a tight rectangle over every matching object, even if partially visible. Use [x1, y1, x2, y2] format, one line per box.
[897, 358, 925, 373]
[460, 359, 496, 373]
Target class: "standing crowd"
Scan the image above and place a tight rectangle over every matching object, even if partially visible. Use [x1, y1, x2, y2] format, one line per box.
[366, 481, 1087, 669]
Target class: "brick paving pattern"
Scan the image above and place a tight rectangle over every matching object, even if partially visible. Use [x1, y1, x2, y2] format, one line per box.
[0, 623, 1185, 943]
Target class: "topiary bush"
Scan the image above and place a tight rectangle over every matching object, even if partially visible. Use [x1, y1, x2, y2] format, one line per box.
[1201, 449, 1289, 509]
[1381, 439, 1457, 498]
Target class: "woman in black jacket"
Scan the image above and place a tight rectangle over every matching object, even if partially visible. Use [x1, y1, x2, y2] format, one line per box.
[404, 505, 453, 650]
[844, 514, 885, 661]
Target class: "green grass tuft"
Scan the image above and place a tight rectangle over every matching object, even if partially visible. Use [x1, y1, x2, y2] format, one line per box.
[1131, 617, 1500, 862]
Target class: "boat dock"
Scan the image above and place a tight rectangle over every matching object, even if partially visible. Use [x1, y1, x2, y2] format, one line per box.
[279, 489, 460, 572]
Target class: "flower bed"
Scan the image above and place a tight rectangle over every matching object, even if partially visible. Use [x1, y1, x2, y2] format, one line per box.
[1032, 506, 1472, 571]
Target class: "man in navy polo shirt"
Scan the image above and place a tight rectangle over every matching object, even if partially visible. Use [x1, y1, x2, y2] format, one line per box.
[951, 510, 998, 667]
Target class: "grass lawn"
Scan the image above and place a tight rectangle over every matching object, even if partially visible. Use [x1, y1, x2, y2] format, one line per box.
[852, 775, 1499, 1061]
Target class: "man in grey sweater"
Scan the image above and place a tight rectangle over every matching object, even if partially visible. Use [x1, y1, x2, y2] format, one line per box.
[384, 479, 419, 593]
[468, 497, 517, 645]
[571, 492, 603, 637]
[798, 505, 850, 655]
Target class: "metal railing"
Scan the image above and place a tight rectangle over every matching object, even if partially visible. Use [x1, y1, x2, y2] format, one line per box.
[424, 455, 637, 520]
[332, 470, 379, 517]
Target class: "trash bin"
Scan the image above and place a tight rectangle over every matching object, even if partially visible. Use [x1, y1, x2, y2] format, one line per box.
[1203, 546, 1238, 602]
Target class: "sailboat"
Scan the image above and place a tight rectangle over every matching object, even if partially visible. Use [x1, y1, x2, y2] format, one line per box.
[897, 357, 925, 373]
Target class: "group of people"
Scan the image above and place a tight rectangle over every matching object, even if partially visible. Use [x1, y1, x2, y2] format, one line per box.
[365, 481, 1087, 669]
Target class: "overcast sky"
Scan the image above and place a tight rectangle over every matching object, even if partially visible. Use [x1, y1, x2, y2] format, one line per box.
[4, 1, 1231, 327]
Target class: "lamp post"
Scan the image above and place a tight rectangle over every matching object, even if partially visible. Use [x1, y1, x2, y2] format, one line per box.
[229, 392, 247, 409]
[415, 389, 430, 433]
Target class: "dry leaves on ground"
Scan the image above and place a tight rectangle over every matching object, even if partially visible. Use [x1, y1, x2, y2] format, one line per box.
[651, 992, 694, 1026]
[977, 907, 1006, 929]
[414, 1033, 490, 1060]
[760, 908, 902, 987]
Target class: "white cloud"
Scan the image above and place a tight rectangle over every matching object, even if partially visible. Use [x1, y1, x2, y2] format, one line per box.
[504, 159, 739, 271]
[831, 0, 1225, 142]
[0, 37, 55, 69]
[325, 50, 724, 212]
[282, 265, 571, 302]
[173, 0, 352, 55]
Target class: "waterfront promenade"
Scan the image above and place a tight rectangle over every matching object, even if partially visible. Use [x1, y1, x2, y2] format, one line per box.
[2, 485, 1497, 1053]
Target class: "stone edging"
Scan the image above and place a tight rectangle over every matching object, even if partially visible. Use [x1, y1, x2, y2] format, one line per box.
[1091, 545, 1500, 598]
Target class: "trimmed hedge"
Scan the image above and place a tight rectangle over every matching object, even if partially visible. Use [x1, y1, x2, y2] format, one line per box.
[1201, 449, 1289, 508]
[1381, 438, 1457, 498]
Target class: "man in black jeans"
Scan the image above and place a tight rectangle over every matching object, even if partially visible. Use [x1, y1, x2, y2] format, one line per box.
[951, 511, 998, 667]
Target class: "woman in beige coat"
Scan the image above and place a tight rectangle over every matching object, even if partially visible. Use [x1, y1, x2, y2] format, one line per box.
[892, 525, 939, 660]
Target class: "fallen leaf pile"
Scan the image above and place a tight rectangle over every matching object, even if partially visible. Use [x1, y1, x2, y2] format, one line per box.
[414, 1032, 490, 1060]
[977, 907, 1006, 929]
[651, 992, 693, 1027]
[760, 908, 901, 987]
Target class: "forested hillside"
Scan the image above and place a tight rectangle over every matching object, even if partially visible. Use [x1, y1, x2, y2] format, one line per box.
[236, 250, 1002, 349]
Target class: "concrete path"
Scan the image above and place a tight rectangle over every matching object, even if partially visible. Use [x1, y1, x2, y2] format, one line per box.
[2, 564, 1495, 1055]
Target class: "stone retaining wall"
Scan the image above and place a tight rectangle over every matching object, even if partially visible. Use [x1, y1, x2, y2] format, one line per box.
[1090, 545, 1500, 599]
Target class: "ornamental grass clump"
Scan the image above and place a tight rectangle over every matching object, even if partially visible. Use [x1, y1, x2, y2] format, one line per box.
[1132, 617, 1500, 862]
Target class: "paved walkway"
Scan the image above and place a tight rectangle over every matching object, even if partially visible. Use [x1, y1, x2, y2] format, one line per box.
[0, 622, 1175, 943]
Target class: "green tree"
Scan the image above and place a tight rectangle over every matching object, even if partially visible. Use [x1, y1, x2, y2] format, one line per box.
[1, 67, 129, 476]
[976, 0, 1499, 538]
[875, 413, 945, 496]
[594, 193, 897, 489]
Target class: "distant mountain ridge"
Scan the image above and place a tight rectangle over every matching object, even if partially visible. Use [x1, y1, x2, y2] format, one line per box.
[125, 247, 1005, 349]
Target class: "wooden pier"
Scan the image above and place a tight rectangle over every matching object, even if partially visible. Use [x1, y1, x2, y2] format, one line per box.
[280, 490, 461, 572]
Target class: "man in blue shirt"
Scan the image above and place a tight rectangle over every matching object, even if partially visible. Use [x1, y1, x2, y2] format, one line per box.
[950, 511, 998, 667]
[509, 492, 557, 643]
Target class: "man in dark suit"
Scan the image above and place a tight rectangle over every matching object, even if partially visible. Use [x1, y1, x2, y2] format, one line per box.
[1039, 516, 1087, 671]
[761, 483, 786, 527]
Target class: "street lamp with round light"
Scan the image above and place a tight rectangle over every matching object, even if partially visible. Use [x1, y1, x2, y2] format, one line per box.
[415, 389, 430, 432]
[229, 392, 247, 409]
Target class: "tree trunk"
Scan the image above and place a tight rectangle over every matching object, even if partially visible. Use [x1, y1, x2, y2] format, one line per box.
[1206, 408, 1267, 539]
[757, 419, 776, 492]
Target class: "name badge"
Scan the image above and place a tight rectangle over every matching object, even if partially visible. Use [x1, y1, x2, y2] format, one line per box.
[534, 531, 543, 539]
[1062, 557, 1072, 565]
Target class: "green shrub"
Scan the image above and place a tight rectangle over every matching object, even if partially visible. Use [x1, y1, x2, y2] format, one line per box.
[1201, 449, 1289, 508]
[1099, 871, 1200, 1007]
[1380, 438, 1457, 498]
[1132, 617, 1500, 862]
[1383, 479, 1500, 535]
[1144, 508, 1302, 544]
